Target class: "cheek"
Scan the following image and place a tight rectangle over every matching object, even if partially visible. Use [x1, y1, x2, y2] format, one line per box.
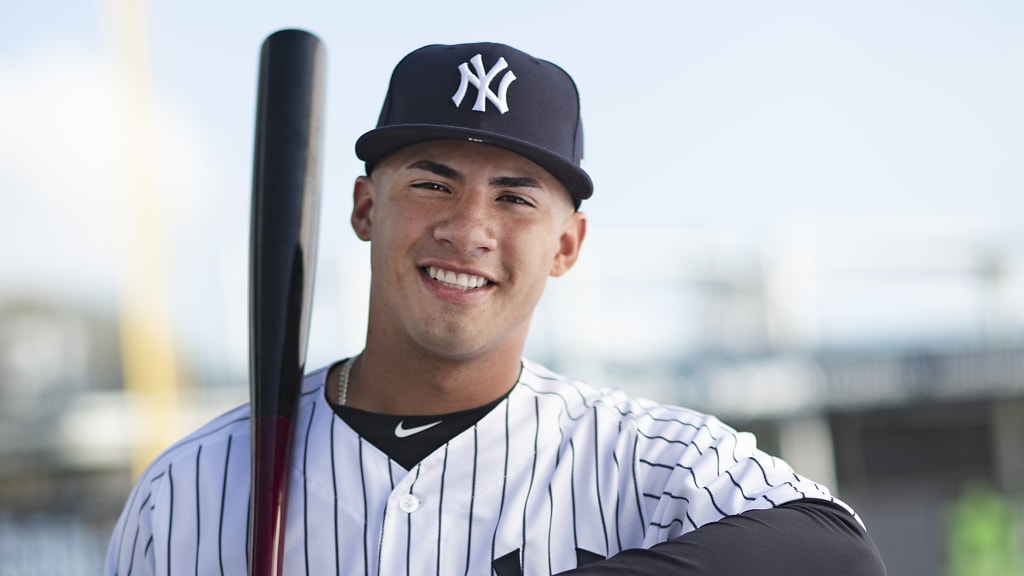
[367, 220, 417, 288]
[507, 229, 562, 284]
[372, 205, 425, 254]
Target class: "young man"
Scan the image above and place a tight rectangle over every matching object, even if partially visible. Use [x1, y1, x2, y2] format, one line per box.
[107, 42, 885, 575]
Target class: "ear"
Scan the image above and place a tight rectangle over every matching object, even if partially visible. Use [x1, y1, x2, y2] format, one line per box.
[351, 176, 374, 241]
[549, 211, 587, 277]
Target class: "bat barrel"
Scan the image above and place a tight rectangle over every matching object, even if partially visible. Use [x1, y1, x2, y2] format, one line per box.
[248, 28, 325, 576]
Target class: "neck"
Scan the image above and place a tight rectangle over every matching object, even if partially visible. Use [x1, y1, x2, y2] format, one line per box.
[338, 344, 523, 415]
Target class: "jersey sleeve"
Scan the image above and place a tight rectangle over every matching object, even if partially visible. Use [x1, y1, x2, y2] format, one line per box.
[106, 464, 166, 576]
[627, 405, 850, 547]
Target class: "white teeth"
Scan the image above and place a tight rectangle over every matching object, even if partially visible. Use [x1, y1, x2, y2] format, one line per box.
[428, 266, 489, 290]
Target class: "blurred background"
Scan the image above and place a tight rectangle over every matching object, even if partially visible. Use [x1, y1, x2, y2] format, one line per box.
[2, 0, 1023, 574]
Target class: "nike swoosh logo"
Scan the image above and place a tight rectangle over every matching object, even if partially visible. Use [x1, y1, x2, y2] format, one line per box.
[394, 420, 442, 438]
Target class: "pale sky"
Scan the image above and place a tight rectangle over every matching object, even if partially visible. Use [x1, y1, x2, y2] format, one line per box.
[3, 0, 1023, 386]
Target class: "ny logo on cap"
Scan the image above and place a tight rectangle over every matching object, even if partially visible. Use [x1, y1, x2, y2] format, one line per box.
[452, 54, 517, 114]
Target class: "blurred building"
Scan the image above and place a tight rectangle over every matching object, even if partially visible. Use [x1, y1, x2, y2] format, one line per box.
[0, 299, 124, 574]
[0, 298, 241, 574]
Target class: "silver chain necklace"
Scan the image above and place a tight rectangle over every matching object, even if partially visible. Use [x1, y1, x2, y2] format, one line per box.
[336, 355, 357, 406]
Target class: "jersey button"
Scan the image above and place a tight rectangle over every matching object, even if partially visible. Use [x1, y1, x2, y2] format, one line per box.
[399, 494, 420, 513]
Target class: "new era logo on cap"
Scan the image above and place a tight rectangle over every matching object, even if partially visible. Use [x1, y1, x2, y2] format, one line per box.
[355, 42, 593, 205]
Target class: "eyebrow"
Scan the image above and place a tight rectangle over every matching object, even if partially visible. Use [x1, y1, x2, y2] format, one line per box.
[407, 160, 463, 183]
[406, 159, 541, 189]
[489, 175, 541, 189]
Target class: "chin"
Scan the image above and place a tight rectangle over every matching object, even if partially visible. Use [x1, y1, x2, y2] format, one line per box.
[415, 336, 490, 361]
[409, 326, 513, 362]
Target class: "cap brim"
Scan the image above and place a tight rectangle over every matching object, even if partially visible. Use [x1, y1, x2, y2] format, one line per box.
[355, 125, 593, 202]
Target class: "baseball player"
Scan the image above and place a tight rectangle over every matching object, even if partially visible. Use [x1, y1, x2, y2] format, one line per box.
[106, 42, 885, 575]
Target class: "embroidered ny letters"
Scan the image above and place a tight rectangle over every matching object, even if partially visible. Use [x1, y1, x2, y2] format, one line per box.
[452, 54, 517, 114]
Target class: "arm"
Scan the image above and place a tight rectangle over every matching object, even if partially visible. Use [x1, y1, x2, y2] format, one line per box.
[558, 499, 886, 575]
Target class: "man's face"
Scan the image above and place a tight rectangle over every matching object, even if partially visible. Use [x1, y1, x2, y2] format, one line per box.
[351, 139, 587, 362]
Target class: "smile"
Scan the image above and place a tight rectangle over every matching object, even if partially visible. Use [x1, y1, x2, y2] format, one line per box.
[427, 266, 490, 290]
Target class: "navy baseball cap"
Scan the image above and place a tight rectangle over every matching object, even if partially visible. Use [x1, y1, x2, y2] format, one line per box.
[356, 42, 593, 205]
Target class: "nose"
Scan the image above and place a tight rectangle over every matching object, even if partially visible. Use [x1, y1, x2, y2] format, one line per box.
[432, 192, 498, 254]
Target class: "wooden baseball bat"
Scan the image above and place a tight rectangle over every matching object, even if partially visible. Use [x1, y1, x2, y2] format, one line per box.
[248, 28, 325, 576]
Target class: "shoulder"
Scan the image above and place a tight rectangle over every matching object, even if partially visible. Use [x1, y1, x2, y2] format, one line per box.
[517, 358, 735, 441]
[107, 365, 334, 574]
[140, 403, 250, 484]
[134, 364, 332, 486]
[515, 359, 847, 517]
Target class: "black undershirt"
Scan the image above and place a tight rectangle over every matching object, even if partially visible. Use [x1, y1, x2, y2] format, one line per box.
[329, 390, 509, 469]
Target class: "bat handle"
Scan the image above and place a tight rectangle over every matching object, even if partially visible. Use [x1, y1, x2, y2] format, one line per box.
[250, 416, 294, 572]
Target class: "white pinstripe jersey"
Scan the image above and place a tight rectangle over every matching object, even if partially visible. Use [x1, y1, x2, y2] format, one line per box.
[106, 359, 850, 575]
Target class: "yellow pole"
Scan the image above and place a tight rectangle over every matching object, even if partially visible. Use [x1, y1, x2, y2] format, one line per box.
[105, 0, 183, 478]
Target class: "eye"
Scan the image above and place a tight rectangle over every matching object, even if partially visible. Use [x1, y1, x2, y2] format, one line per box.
[412, 181, 450, 193]
[498, 193, 535, 207]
